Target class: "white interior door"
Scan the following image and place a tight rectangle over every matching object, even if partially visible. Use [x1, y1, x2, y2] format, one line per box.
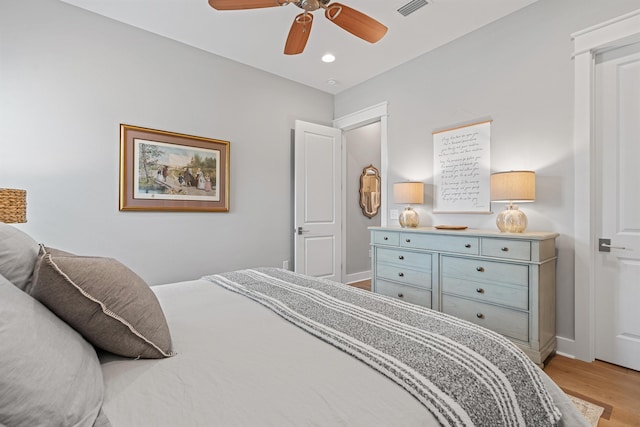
[294, 120, 342, 281]
[594, 43, 640, 371]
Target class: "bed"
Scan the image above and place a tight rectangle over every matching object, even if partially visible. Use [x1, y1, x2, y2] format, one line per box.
[0, 223, 589, 427]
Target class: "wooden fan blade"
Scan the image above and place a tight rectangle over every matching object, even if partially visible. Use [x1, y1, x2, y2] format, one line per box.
[324, 3, 387, 43]
[208, 0, 284, 11]
[284, 13, 313, 55]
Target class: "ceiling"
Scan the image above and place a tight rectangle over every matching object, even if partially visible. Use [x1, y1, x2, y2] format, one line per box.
[60, 0, 539, 95]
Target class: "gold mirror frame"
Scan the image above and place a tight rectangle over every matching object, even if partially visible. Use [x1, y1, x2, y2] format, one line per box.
[359, 164, 381, 218]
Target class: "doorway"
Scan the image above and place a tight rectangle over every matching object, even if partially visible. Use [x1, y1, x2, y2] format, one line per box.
[335, 102, 389, 284]
[293, 102, 388, 283]
[344, 122, 382, 284]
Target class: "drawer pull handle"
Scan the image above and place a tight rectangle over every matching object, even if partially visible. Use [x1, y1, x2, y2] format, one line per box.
[464, 243, 471, 248]
[501, 247, 509, 252]
[476, 288, 484, 294]
[398, 255, 404, 260]
[398, 272, 405, 277]
[405, 238, 411, 243]
[383, 237, 389, 241]
[476, 313, 485, 319]
[476, 266, 485, 272]
[397, 293, 404, 298]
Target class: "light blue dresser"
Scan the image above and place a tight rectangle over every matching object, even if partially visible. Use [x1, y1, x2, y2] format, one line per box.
[370, 227, 558, 366]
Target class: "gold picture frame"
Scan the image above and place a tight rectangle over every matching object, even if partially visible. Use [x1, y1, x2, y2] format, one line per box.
[359, 164, 381, 218]
[119, 124, 230, 212]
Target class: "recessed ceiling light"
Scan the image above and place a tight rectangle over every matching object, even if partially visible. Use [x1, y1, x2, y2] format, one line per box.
[326, 79, 338, 86]
[322, 53, 336, 63]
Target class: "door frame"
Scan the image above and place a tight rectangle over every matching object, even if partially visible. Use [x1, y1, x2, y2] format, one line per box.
[572, 9, 640, 362]
[333, 102, 389, 282]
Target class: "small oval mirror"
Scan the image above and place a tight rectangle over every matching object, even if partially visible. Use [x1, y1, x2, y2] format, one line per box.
[359, 164, 381, 218]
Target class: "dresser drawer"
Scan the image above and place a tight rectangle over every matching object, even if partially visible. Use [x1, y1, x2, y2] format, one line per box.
[441, 278, 528, 310]
[375, 279, 432, 308]
[400, 233, 479, 255]
[376, 248, 431, 271]
[372, 230, 400, 246]
[481, 238, 531, 261]
[442, 295, 529, 342]
[441, 256, 529, 287]
[376, 264, 431, 289]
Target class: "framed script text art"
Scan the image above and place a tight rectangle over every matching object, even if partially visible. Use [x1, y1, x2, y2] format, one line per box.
[119, 124, 230, 212]
[432, 120, 491, 213]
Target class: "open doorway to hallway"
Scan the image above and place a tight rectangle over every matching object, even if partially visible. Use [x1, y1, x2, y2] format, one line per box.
[344, 122, 381, 284]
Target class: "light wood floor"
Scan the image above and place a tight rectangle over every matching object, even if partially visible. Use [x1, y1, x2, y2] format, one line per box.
[349, 279, 372, 291]
[544, 355, 640, 426]
[348, 280, 640, 426]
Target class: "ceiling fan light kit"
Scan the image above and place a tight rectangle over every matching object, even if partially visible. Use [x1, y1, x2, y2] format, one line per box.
[208, 0, 388, 55]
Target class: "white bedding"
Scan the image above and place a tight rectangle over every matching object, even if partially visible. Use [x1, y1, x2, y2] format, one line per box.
[99, 278, 589, 426]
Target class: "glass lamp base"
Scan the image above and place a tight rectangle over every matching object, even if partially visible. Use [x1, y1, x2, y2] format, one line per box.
[399, 207, 419, 228]
[496, 204, 527, 233]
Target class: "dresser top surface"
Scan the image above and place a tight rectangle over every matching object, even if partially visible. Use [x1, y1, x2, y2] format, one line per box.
[369, 226, 559, 240]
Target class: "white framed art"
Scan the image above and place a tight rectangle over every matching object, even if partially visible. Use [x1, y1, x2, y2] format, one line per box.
[432, 120, 491, 213]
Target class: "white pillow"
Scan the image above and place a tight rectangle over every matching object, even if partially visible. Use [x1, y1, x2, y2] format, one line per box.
[0, 223, 39, 291]
[0, 273, 105, 427]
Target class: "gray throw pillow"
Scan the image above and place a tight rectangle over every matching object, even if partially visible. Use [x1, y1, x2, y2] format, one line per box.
[0, 273, 105, 427]
[30, 248, 174, 359]
[0, 223, 39, 291]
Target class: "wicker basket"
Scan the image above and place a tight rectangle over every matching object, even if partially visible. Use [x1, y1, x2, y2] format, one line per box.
[0, 188, 27, 223]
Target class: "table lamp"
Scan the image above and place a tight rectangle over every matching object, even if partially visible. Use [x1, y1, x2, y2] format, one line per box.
[393, 182, 424, 228]
[490, 171, 535, 233]
[0, 188, 27, 223]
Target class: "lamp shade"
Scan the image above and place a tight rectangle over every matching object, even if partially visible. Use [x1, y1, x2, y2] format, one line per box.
[393, 182, 424, 204]
[0, 188, 27, 223]
[490, 171, 535, 202]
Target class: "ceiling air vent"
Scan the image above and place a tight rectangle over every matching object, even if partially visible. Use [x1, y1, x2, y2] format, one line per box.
[397, 0, 428, 17]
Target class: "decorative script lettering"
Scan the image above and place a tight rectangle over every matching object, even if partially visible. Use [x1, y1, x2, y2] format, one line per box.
[437, 131, 482, 205]
[433, 121, 491, 212]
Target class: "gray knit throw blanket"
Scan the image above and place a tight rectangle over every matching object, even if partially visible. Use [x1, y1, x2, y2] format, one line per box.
[204, 268, 561, 426]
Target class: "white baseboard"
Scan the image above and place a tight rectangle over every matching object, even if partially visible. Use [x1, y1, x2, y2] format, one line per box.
[555, 336, 576, 359]
[345, 270, 370, 285]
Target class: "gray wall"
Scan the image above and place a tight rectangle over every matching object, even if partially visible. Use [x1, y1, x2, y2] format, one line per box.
[345, 122, 381, 279]
[335, 0, 640, 341]
[0, 0, 333, 285]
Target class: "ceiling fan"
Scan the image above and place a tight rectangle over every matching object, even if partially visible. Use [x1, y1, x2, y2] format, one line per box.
[207, 0, 388, 55]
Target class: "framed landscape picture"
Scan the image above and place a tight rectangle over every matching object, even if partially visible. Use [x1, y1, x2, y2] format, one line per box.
[119, 124, 230, 212]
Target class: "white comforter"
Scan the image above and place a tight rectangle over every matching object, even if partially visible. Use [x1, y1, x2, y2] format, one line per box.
[99, 278, 589, 426]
